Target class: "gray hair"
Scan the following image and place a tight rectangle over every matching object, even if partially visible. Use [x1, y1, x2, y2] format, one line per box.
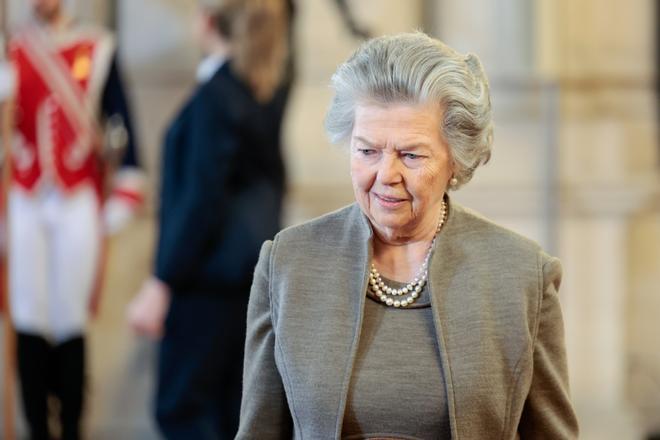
[325, 32, 493, 188]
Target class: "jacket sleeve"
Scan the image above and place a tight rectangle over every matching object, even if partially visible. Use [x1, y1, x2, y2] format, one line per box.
[155, 88, 236, 290]
[101, 54, 140, 168]
[518, 256, 580, 439]
[236, 240, 294, 438]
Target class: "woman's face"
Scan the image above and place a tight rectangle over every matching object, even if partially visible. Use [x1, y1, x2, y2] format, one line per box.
[350, 102, 453, 241]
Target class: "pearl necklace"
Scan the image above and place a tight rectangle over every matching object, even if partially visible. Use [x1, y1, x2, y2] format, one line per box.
[368, 200, 447, 308]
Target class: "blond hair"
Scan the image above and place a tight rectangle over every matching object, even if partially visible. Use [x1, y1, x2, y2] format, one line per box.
[201, 0, 288, 102]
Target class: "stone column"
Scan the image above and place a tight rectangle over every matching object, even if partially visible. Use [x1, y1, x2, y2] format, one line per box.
[427, 1, 660, 439]
[552, 0, 658, 435]
[560, 180, 654, 439]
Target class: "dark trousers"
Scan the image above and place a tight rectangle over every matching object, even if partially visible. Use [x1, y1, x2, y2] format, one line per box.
[16, 332, 85, 440]
[155, 292, 249, 440]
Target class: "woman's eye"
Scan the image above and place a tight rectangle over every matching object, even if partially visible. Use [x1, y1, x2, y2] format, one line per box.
[358, 148, 376, 156]
[403, 152, 421, 160]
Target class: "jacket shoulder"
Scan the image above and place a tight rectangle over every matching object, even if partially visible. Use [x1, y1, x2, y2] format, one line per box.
[275, 204, 361, 245]
[447, 202, 560, 286]
[267, 204, 365, 272]
[194, 66, 251, 121]
[10, 23, 115, 50]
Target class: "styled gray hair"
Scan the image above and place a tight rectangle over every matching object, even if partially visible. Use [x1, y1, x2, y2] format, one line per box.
[325, 32, 493, 188]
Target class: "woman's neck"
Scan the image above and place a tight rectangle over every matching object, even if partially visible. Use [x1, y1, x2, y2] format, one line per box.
[203, 36, 231, 59]
[370, 199, 447, 282]
[372, 237, 435, 283]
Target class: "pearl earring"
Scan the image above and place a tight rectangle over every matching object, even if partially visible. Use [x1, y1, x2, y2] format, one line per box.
[449, 177, 458, 188]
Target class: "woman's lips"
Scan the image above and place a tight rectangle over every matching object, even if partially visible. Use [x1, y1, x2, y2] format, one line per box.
[373, 192, 407, 208]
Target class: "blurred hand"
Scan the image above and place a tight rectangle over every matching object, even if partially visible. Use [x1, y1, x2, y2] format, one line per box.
[103, 167, 145, 236]
[126, 276, 171, 339]
[103, 195, 138, 236]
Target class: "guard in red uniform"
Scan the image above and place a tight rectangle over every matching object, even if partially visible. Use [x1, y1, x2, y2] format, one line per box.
[0, 0, 143, 438]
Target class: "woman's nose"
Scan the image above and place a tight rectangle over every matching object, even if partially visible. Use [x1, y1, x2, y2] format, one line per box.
[376, 153, 403, 185]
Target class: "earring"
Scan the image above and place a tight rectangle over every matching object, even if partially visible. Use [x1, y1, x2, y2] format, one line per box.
[449, 177, 458, 188]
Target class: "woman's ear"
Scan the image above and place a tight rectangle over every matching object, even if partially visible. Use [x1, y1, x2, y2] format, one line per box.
[448, 161, 458, 189]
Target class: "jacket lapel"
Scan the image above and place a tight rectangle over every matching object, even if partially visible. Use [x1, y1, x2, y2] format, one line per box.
[428, 200, 522, 439]
[428, 198, 462, 439]
[274, 204, 372, 439]
[331, 205, 373, 438]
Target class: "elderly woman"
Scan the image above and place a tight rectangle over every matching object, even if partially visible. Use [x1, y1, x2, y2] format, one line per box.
[237, 32, 579, 439]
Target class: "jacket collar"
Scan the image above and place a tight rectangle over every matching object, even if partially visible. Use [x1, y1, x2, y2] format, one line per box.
[196, 54, 227, 83]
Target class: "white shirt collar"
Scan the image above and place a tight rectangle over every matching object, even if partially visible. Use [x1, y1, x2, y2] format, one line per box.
[196, 54, 227, 83]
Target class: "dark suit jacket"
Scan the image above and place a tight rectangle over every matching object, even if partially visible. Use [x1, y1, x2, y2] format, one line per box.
[155, 62, 287, 294]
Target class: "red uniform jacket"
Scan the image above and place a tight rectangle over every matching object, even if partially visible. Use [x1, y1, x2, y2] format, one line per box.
[9, 22, 115, 197]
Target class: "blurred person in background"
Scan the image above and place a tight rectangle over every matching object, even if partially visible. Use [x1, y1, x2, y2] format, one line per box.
[126, 0, 289, 438]
[0, 0, 143, 438]
[237, 32, 579, 439]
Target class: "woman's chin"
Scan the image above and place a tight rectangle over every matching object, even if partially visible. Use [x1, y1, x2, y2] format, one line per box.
[369, 215, 411, 235]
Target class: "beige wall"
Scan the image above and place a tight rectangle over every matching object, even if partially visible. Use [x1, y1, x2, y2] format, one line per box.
[534, 0, 659, 437]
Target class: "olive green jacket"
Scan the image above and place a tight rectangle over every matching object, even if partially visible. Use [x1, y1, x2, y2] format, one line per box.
[237, 200, 579, 439]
